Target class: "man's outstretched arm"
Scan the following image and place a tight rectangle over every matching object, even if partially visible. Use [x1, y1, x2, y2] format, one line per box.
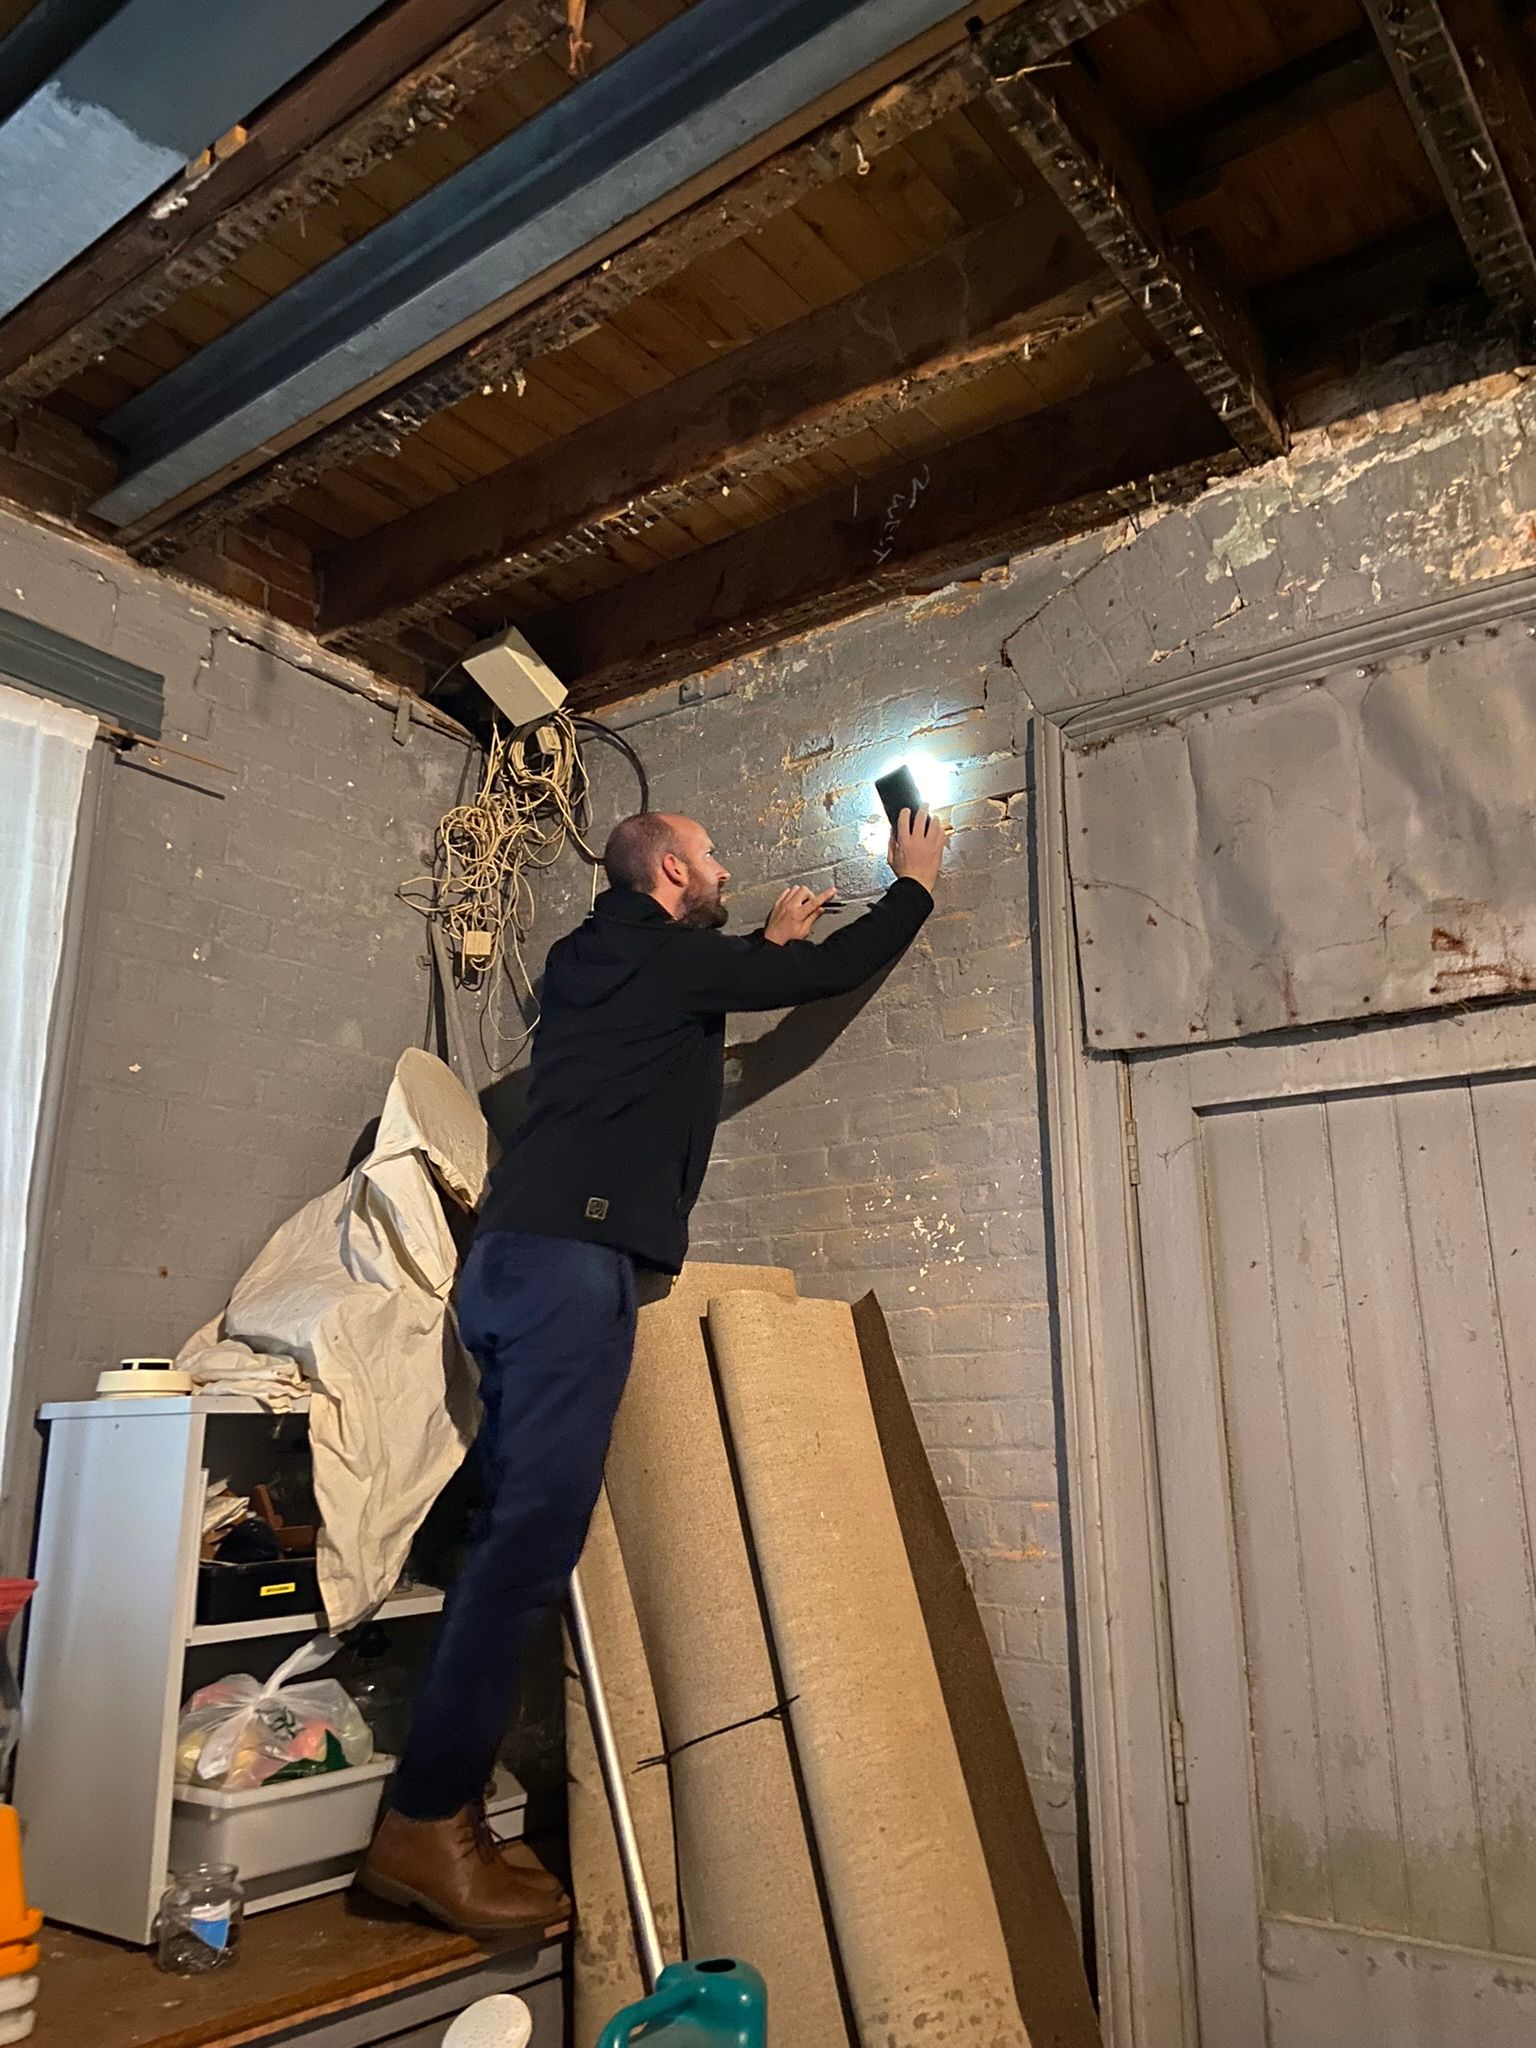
[676, 809, 945, 1013]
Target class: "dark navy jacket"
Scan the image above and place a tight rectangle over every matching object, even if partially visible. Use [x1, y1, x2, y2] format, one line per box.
[478, 878, 932, 1272]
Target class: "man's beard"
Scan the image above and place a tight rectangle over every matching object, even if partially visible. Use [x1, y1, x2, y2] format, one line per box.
[678, 877, 728, 929]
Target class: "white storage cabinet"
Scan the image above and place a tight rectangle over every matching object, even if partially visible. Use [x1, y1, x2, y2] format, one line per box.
[10, 1396, 499, 1944]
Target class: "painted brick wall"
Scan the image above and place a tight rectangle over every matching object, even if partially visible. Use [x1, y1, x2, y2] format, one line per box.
[1, 502, 467, 1549]
[514, 623, 1084, 1901]
[9, 338, 1530, 1931]
[512, 345, 1536, 1929]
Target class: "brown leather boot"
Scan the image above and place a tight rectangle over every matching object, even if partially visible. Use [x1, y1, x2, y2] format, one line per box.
[500, 1838, 566, 1895]
[357, 1805, 573, 1938]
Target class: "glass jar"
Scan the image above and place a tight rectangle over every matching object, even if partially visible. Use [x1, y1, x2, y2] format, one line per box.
[155, 1864, 244, 1974]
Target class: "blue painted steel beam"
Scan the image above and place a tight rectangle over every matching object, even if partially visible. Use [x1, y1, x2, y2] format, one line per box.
[0, 0, 133, 126]
[0, 0, 389, 321]
[89, 0, 979, 529]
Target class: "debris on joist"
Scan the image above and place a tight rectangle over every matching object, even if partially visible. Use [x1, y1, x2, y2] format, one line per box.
[517, 358, 1240, 707]
[317, 196, 1123, 644]
[0, 0, 568, 418]
[1442, 0, 1536, 232]
[125, 49, 987, 567]
[1361, 0, 1536, 321]
[566, 0, 591, 75]
[979, 46, 1286, 460]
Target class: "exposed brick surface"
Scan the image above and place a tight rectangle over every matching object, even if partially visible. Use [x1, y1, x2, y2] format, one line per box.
[498, 346, 1536, 1936]
[0, 402, 320, 630]
[514, 607, 1078, 1892]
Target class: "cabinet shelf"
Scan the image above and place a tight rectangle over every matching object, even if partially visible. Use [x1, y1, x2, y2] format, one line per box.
[187, 1586, 445, 1647]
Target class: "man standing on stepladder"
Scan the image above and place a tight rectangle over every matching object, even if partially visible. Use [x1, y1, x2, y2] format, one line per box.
[359, 805, 946, 1934]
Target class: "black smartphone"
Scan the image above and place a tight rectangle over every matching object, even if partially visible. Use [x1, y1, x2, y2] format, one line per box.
[876, 764, 923, 832]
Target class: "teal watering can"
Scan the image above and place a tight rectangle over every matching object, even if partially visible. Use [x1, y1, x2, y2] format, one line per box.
[569, 1574, 770, 2048]
[596, 1958, 767, 2047]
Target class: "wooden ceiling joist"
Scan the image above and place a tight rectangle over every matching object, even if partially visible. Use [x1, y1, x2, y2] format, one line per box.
[1255, 220, 1475, 352]
[980, 47, 1286, 462]
[1361, 0, 1536, 321]
[317, 197, 1120, 646]
[127, 0, 1154, 568]
[523, 357, 1239, 707]
[102, 0, 1088, 535]
[1153, 27, 1388, 209]
[0, 0, 569, 420]
[129, 52, 981, 568]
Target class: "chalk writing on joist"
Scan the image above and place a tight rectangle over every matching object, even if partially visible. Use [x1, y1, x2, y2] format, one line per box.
[873, 466, 931, 565]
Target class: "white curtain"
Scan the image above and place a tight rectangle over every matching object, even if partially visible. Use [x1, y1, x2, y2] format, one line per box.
[0, 681, 94, 1457]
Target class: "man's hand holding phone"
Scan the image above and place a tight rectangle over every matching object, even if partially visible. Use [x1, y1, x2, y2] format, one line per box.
[889, 805, 946, 894]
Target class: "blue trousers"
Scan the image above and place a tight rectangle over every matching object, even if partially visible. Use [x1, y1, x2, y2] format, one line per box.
[390, 1230, 638, 1821]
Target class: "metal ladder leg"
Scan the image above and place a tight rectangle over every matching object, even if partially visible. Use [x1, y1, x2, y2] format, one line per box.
[569, 1565, 664, 1992]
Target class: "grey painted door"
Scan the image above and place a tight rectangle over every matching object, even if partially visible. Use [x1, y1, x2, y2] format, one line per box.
[1133, 1010, 1536, 2045]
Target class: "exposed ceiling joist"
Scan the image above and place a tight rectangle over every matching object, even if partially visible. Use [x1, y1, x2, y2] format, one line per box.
[521, 358, 1239, 707]
[1153, 26, 1388, 209]
[0, 0, 390, 320]
[121, 0, 1154, 563]
[1254, 219, 1475, 352]
[0, 0, 570, 419]
[88, 0, 1070, 534]
[316, 197, 1120, 645]
[127, 56, 983, 571]
[981, 47, 1286, 460]
[1361, 0, 1536, 321]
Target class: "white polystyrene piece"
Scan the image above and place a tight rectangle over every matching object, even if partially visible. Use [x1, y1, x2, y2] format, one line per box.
[0, 1999, 35, 2043]
[443, 1992, 534, 2047]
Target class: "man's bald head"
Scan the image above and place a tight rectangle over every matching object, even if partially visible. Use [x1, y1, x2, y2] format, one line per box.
[603, 812, 730, 928]
[603, 812, 683, 893]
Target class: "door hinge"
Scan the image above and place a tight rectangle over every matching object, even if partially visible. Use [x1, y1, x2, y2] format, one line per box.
[1125, 1109, 1141, 1186]
[1169, 1715, 1189, 1805]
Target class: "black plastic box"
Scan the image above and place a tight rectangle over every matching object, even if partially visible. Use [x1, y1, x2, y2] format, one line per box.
[196, 1556, 320, 1626]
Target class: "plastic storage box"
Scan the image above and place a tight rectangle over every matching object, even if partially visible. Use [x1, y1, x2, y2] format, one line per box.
[170, 1758, 395, 1911]
[195, 1557, 321, 1626]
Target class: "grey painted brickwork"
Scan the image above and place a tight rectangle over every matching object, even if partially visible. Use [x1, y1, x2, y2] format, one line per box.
[0, 505, 468, 1519]
[519, 627, 1078, 1897]
[6, 340, 1532, 1935]
[517, 347, 1536, 1925]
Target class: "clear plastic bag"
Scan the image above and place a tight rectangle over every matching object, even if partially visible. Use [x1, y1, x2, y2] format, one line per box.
[176, 1635, 374, 1790]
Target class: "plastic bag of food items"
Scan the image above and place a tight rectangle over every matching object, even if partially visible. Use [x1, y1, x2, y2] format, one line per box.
[175, 1634, 373, 1790]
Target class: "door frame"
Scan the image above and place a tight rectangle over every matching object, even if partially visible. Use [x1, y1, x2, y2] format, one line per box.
[1032, 568, 1536, 2044]
[1035, 715, 1198, 2048]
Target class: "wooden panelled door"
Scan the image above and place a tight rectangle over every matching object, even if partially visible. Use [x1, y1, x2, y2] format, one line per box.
[1133, 1006, 1536, 2046]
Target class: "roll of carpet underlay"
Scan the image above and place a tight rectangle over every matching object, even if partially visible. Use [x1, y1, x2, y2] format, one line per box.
[850, 1295, 1101, 2047]
[566, 1486, 681, 2047]
[606, 1268, 849, 2046]
[708, 1291, 1030, 2048]
[648, 1261, 799, 1312]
